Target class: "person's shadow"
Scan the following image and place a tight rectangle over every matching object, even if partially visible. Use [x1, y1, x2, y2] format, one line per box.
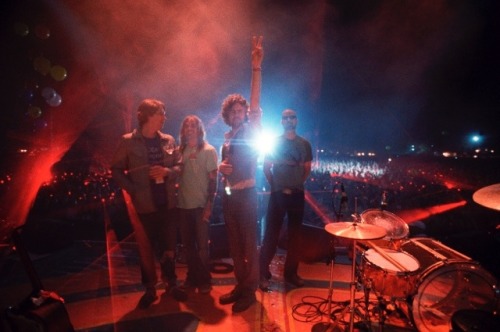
[102, 294, 199, 332]
[182, 289, 226, 325]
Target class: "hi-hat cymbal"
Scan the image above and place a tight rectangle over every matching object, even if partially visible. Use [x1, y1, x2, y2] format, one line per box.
[473, 183, 500, 211]
[325, 222, 387, 240]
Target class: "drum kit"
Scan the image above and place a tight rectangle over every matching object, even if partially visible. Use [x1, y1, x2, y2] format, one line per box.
[316, 185, 500, 332]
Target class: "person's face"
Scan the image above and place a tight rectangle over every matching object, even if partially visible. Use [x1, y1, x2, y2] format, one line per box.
[183, 118, 199, 140]
[228, 103, 247, 129]
[149, 107, 166, 130]
[281, 110, 297, 131]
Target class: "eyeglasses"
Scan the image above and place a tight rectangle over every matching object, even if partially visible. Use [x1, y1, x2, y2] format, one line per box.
[155, 110, 166, 116]
[282, 115, 297, 120]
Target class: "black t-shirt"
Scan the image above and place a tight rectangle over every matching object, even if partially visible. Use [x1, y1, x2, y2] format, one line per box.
[144, 136, 167, 207]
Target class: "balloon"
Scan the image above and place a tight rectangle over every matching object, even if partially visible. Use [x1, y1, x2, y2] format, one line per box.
[33, 56, 51, 75]
[47, 93, 62, 107]
[50, 65, 67, 81]
[41, 87, 56, 100]
[27, 106, 42, 118]
[35, 25, 50, 39]
[14, 22, 29, 36]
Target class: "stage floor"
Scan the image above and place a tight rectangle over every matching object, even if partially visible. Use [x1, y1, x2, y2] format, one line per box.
[1, 237, 498, 332]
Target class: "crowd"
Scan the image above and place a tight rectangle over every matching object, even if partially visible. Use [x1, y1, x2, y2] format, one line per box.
[8, 153, 496, 240]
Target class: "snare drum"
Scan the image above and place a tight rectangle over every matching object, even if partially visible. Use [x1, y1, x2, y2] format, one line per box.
[401, 238, 499, 332]
[361, 248, 420, 298]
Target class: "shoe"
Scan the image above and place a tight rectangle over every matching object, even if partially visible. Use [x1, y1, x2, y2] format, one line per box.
[198, 283, 212, 294]
[259, 278, 270, 291]
[285, 274, 305, 288]
[232, 293, 256, 313]
[168, 286, 188, 302]
[137, 289, 157, 309]
[219, 288, 242, 305]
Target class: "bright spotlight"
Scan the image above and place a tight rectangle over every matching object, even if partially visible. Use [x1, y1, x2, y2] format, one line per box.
[469, 133, 483, 145]
[253, 130, 276, 160]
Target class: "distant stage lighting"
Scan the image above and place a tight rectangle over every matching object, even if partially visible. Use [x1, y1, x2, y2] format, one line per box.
[469, 133, 483, 145]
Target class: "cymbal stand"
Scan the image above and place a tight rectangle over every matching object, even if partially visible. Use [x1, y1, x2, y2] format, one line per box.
[311, 239, 341, 332]
[346, 214, 370, 331]
[327, 239, 335, 322]
[347, 237, 360, 332]
[314, 237, 365, 332]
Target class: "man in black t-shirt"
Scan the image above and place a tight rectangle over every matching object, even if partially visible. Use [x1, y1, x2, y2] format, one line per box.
[259, 108, 313, 291]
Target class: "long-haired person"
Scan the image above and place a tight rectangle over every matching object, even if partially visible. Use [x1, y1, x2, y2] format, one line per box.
[177, 115, 218, 294]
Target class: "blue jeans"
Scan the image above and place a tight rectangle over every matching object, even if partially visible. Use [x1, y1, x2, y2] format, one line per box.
[222, 187, 259, 294]
[178, 207, 212, 286]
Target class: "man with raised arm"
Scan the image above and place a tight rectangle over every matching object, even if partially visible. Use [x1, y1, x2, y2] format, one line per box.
[217, 36, 264, 313]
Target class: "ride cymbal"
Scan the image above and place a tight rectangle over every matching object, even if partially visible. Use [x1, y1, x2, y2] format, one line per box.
[473, 183, 500, 211]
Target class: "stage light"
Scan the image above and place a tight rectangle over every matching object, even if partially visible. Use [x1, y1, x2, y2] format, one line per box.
[468, 133, 484, 146]
[253, 130, 276, 160]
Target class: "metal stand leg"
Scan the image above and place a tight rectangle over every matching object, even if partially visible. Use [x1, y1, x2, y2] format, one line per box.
[347, 240, 358, 331]
[312, 240, 342, 332]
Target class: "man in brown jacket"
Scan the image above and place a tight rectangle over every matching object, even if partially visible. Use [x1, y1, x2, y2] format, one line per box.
[111, 98, 186, 308]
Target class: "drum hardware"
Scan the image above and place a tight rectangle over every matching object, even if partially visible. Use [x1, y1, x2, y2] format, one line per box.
[406, 237, 471, 261]
[473, 183, 500, 211]
[360, 209, 409, 241]
[360, 241, 419, 331]
[324, 214, 387, 332]
[399, 237, 499, 332]
[358, 206, 422, 330]
[311, 238, 344, 332]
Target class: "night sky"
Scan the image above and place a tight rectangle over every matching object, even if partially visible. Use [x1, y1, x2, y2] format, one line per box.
[1, 0, 499, 168]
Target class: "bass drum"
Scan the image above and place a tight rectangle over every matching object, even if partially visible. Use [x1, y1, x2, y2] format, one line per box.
[402, 238, 499, 332]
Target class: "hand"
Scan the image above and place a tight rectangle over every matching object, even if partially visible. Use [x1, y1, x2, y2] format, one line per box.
[218, 161, 233, 175]
[149, 165, 166, 179]
[202, 205, 212, 223]
[251, 36, 263, 69]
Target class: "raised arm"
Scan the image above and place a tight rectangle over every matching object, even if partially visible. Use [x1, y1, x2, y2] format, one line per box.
[249, 36, 264, 126]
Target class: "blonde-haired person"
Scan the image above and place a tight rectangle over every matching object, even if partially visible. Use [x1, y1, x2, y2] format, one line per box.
[177, 115, 218, 294]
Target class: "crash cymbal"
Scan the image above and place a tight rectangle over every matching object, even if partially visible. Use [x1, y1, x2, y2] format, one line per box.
[325, 222, 387, 240]
[361, 209, 409, 240]
[473, 183, 500, 211]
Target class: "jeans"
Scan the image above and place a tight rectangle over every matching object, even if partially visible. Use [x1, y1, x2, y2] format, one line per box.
[222, 187, 259, 294]
[178, 207, 212, 286]
[260, 190, 305, 277]
[135, 206, 177, 288]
